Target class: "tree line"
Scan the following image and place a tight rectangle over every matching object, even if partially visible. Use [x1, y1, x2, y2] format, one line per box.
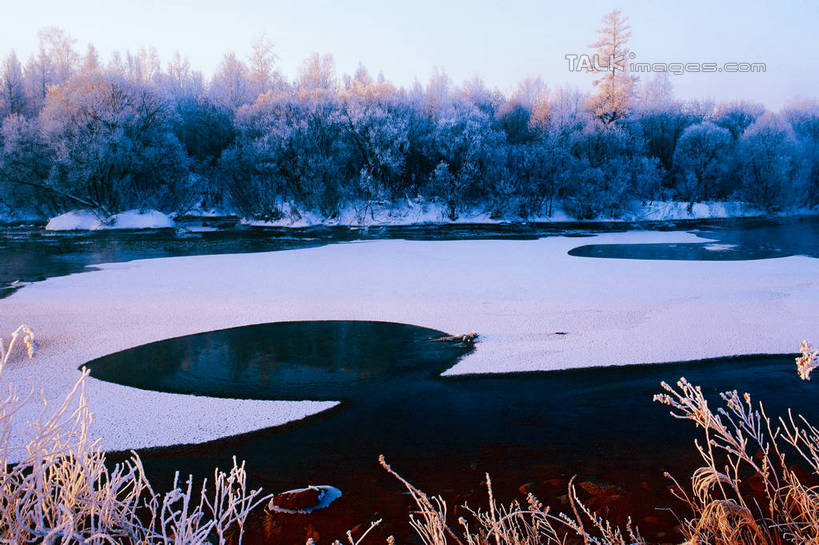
[0, 19, 817, 222]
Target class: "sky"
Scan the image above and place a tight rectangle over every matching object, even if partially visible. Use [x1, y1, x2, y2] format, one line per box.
[0, 0, 816, 109]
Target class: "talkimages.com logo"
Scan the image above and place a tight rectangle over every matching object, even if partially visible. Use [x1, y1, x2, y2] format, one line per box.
[565, 52, 766, 75]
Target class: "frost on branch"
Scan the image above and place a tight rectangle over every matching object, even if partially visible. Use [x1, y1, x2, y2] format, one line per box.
[796, 340, 819, 381]
[0, 324, 36, 372]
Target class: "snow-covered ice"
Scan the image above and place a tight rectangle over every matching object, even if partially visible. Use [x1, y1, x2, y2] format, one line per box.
[1, 230, 818, 453]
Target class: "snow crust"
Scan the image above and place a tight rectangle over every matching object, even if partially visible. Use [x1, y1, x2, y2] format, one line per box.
[2, 231, 818, 453]
[46, 209, 175, 231]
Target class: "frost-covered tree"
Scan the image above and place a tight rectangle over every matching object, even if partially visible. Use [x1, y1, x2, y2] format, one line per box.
[565, 124, 662, 217]
[506, 137, 570, 218]
[0, 27, 813, 221]
[673, 122, 734, 205]
[458, 76, 497, 115]
[424, 67, 451, 117]
[222, 88, 350, 217]
[549, 85, 587, 132]
[23, 27, 78, 111]
[430, 98, 506, 218]
[585, 9, 637, 127]
[159, 51, 204, 101]
[784, 100, 819, 207]
[209, 52, 252, 110]
[340, 67, 409, 204]
[634, 77, 695, 182]
[714, 100, 766, 140]
[297, 53, 337, 93]
[124, 47, 161, 83]
[0, 114, 55, 212]
[0, 51, 27, 118]
[38, 27, 78, 83]
[247, 34, 280, 97]
[638, 72, 673, 112]
[172, 97, 234, 208]
[81, 44, 101, 72]
[736, 113, 797, 211]
[41, 72, 188, 213]
[496, 76, 549, 139]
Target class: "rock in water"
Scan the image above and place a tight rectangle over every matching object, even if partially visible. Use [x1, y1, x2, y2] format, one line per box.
[268, 485, 342, 514]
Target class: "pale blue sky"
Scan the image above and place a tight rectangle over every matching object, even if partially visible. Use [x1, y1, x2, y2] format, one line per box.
[1, 0, 816, 109]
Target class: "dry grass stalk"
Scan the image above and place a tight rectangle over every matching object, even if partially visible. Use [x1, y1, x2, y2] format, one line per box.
[652, 352, 819, 545]
[796, 341, 819, 381]
[383, 341, 819, 545]
[0, 324, 36, 372]
[380, 455, 643, 545]
[0, 325, 270, 544]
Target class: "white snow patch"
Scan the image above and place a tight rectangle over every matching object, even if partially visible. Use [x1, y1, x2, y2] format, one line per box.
[46, 210, 101, 231]
[705, 243, 738, 252]
[2, 230, 818, 453]
[107, 209, 174, 229]
[182, 226, 219, 233]
[46, 209, 175, 231]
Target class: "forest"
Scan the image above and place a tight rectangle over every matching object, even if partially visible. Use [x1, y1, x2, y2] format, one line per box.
[1, 23, 818, 222]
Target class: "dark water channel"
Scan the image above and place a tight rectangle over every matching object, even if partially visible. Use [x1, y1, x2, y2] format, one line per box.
[85, 321, 814, 544]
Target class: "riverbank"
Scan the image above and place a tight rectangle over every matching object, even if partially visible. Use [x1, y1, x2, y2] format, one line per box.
[6, 199, 816, 231]
[1, 229, 817, 454]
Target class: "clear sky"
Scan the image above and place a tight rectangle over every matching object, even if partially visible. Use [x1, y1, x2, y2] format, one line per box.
[1, 0, 816, 109]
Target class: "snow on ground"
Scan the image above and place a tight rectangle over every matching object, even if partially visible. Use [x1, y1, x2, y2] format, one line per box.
[40, 201, 818, 230]
[46, 209, 175, 231]
[624, 201, 761, 221]
[2, 230, 819, 453]
[240, 199, 615, 227]
[239, 199, 801, 227]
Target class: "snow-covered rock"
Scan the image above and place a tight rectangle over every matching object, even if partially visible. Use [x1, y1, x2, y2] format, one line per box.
[46, 210, 102, 231]
[46, 209, 175, 231]
[106, 209, 174, 229]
